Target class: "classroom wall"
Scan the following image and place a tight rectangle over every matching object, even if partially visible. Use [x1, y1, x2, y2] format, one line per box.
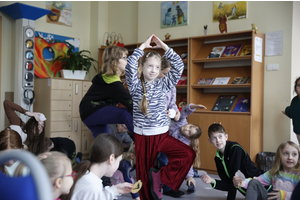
[107, 1, 295, 152]
[0, 1, 297, 152]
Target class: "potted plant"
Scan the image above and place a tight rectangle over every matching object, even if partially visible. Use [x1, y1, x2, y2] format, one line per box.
[53, 42, 98, 80]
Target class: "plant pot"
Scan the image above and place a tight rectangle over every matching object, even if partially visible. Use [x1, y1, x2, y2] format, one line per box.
[60, 70, 87, 80]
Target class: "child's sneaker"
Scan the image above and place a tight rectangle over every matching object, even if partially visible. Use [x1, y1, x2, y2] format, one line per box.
[149, 168, 163, 200]
[187, 182, 195, 193]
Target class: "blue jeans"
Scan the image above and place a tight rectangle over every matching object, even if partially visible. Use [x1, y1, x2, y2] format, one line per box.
[158, 152, 171, 192]
[83, 106, 133, 138]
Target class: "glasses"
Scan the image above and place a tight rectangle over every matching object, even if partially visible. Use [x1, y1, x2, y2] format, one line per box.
[120, 56, 127, 60]
[52, 171, 77, 186]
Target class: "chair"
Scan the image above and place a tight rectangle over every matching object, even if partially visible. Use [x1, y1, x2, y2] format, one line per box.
[0, 149, 52, 200]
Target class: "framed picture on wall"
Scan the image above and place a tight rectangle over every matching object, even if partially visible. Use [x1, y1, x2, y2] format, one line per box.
[34, 31, 80, 78]
[46, 1, 72, 27]
[213, 1, 247, 22]
[161, 1, 188, 28]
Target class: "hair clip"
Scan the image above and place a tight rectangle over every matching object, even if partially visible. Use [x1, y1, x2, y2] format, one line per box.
[143, 93, 146, 96]
[146, 52, 151, 58]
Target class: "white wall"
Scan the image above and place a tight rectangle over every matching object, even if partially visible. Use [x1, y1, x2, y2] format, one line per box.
[109, 1, 295, 152]
[0, 1, 297, 153]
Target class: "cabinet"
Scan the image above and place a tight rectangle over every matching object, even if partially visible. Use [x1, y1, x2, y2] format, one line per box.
[34, 78, 93, 159]
[98, 38, 189, 105]
[188, 31, 264, 173]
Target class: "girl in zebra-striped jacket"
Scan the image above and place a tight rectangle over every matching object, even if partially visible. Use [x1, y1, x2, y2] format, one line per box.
[125, 34, 196, 200]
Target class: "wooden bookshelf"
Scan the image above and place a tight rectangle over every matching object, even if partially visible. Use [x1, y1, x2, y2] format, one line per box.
[188, 30, 265, 173]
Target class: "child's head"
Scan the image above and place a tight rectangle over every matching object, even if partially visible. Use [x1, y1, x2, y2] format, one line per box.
[122, 142, 136, 166]
[0, 128, 23, 170]
[158, 57, 171, 79]
[139, 51, 162, 115]
[208, 124, 228, 152]
[39, 151, 74, 199]
[90, 133, 124, 176]
[294, 76, 300, 96]
[22, 117, 45, 156]
[180, 124, 202, 140]
[101, 46, 128, 76]
[116, 124, 128, 133]
[270, 141, 300, 177]
[43, 137, 54, 152]
[140, 51, 162, 82]
[66, 134, 123, 200]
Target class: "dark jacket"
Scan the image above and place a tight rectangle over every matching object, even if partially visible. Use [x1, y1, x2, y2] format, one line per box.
[79, 73, 133, 121]
[212, 141, 264, 200]
[285, 96, 300, 134]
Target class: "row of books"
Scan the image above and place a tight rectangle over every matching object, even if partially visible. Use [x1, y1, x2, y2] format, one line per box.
[176, 96, 250, 112]
[212, 95, 250, 112]
[208, 44, 251, 58]
[198, 77, 249, 85]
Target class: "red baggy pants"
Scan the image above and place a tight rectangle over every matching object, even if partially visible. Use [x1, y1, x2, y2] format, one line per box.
[135, 132, 196, 200]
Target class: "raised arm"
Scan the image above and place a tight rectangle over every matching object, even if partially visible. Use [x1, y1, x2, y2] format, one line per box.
[3, 100, 27, 126]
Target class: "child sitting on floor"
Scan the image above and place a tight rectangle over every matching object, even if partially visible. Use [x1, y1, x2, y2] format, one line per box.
[157, 103, 206, 197]
[111, 142, 139, 200]
[201, 123, 265, 200]
[234, 141, 300, 200]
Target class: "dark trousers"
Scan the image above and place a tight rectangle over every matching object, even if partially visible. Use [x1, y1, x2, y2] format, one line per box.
[245, 179, 268, 200]
[83, 106, 133, 138]
[158, 152, 172, 192]
[135, 132, 195, 200]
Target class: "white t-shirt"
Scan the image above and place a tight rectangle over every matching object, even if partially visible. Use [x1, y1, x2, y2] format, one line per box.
[9, 125, 27, 143]
[71, 171, 120, 200]
[4, 160, 30, 177]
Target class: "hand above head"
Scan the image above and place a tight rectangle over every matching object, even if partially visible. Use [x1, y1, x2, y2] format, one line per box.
[190, 104, 207, 110]
[115, 182, 134, 194]
[25, 111, 43, 123]
[139, 34, 155, 51]
[151, 35, 169, 51]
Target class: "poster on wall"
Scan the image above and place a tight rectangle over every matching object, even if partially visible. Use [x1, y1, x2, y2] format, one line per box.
[213, 1, 247, 22]
[161, 1, 188, 28]
[34, 31, 80, 78]
[46, 1, 72, 27]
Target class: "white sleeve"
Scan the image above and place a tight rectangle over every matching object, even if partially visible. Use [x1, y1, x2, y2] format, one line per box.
[9, 125, 27, 144]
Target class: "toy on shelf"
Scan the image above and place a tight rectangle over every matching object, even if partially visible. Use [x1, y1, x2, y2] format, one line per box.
[219, 15, 227, 33]
[204, 25, 208, 35]
[102, 32, 124, 48]
[251, 24, 258, 34]
[165, 33, 171, 40]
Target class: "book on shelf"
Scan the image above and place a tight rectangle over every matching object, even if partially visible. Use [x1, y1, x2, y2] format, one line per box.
[207, 46, 226, 58]
[212, 95, 237, 111]
[177, 75, 187, 85]
[197, 78, 214, 85]
[232, 77, 250, 84]
[239, 45, 252, 56]
[177, 97, 187, 112]
[212, 77, 231, 85]
[233, 98, 250, 112]
[221, 44, 242, 57]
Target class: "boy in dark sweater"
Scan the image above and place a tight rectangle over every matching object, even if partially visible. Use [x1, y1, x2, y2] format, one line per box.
[201, 124, 264, 200]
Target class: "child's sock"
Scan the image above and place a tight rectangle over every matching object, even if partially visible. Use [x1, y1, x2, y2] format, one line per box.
[187, 182, 195, 193]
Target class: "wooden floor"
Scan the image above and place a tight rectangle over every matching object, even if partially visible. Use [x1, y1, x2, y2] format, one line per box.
[119, 170, 245, 200]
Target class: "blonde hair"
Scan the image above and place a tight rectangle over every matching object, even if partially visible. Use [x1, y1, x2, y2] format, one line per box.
[122, 142, 135, 167]
[139, 51, 162, 115]
[190, 139, 201, 168]
[101, 46, 128, 77]
[269, 141, 300, 178]
[39, 151, 71, 183]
